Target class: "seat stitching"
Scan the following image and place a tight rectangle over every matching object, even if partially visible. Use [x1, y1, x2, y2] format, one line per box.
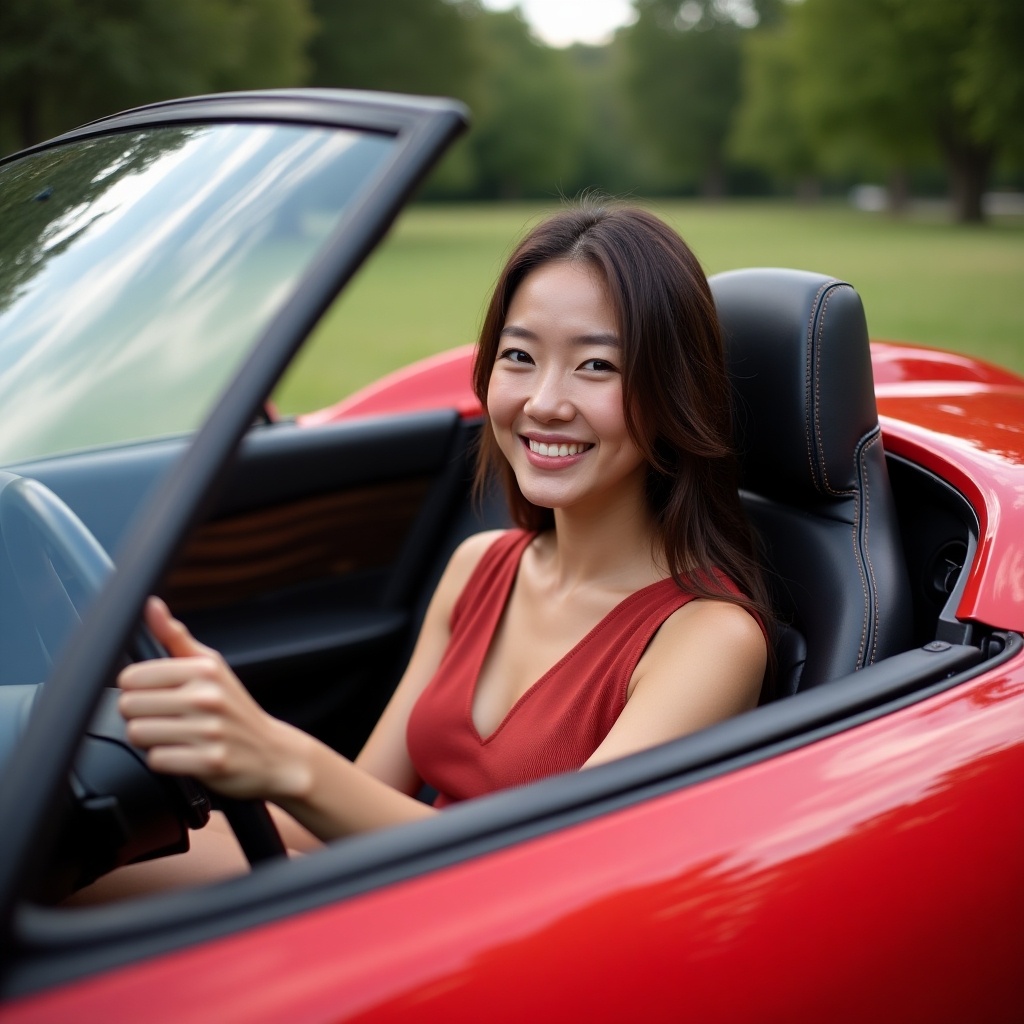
[803, 281, 831, 492]
[813, 283, 856, 498]
[852, 461, 868, 669]
[861, 431, 880, 665]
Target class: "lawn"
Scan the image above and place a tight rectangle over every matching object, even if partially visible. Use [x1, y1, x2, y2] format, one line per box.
[273, 200, 1024, 414]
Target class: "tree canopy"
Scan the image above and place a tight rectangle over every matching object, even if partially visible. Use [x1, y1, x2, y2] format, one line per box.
[731, 0, 1024, 220]
[0, 0, 313, 154]
[1, 0, 1021, 218]
[306, 0, 478, 100]
[621, 0, 747, 196]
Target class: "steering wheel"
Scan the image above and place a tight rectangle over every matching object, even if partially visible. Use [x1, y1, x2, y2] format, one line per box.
[0, 473, 285, 869]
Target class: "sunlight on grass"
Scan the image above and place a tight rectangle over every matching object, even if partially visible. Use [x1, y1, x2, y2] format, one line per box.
[273, 200, 1024, 415]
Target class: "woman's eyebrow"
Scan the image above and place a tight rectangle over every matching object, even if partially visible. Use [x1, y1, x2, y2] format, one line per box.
[499, 325, 620, 347]
[572, 332, 620, 348]
[499, 325, 536, 339]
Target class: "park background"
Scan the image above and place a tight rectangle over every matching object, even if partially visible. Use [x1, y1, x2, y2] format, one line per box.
[2, 0, 1022, 412]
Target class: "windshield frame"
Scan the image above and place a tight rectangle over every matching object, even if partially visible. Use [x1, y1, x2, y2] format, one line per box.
[0, 88, 467, 947]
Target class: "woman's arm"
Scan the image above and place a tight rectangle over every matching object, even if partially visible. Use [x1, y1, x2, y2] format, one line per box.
[581, 599, 766, 770]
[118, 531, 505, 843]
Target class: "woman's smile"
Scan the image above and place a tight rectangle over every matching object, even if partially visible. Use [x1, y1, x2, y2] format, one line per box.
[523, 436, 595, 461]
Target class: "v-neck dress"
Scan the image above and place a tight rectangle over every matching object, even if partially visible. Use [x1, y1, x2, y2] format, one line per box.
[405, 529, 722, 806]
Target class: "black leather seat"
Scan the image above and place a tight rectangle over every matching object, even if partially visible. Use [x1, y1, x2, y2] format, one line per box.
[710, 268, 913, 695]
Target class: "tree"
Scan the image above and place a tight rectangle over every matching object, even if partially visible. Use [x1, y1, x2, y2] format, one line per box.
[956, 0, 1024, 164]
[621, 0, 753, 197]
[304, 0, 482, 197]
[559, 41, 667, 199]
[729, 18, 821, 197]
[306, 0, 479, 100]
[462, 9, 586, 199]
[791, 0, 1024, 222]
[0, 0, 314, 156]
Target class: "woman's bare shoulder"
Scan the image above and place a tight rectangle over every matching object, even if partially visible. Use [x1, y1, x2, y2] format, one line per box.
[637, 598, 767, 706]
[433, 529, 514, 604]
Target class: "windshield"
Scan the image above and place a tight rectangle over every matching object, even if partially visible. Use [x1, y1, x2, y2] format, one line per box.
[0, 122, 393, 465]
[0, 119, 395, 685]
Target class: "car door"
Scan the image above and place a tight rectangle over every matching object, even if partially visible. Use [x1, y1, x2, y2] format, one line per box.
[0, 87, 468, 957]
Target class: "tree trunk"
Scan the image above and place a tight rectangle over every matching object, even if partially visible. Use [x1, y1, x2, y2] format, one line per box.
[700, 151, 726, 199]
[795, 177, 821, 203]
[886, 168, 911, 215]
[943, 135, 992, 224]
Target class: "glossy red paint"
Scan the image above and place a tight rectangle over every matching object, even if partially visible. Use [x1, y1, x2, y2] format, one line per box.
[298, 344, 483, 425]
[872, 343, 1024, 632]
[870, 340, 1022, 387]
[8, 652, 1024, 1024]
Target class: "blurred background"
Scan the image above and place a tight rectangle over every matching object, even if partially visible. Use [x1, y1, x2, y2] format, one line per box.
[2, 0, 1022, 409]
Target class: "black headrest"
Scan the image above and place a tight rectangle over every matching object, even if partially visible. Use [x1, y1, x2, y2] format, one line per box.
[710, 269, 879, 505]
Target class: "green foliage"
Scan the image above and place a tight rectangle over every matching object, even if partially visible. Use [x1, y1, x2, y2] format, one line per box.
[307, 0, 478, 99]
[463, 10, 586, 198]
[621, 0, 748, 196]
[955, 0, 1024, 161]
[785, 0, 1021, 220]
[3, 0, 1021, 212]
[729, 21, 818, 185]
[0, 0, 314, 154]
[558, 42, 669, 198]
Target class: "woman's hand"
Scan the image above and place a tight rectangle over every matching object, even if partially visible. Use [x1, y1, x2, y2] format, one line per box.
[118, 598, 308, 802]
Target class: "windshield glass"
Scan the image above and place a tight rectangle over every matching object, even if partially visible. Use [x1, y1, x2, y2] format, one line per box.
[0, 122, 393, 464]
[0, 119, 394, 686]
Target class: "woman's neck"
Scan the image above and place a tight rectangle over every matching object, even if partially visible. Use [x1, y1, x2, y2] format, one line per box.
[543, 476, 662, 595]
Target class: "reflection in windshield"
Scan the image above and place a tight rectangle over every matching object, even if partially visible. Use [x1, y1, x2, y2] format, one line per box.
[0, 123, 393, 465]
[0, 119, 394, 686]
[0, 129, 193, 317]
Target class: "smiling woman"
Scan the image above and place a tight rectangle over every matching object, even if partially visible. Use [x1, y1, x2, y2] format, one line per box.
[77, 202, 772, 894]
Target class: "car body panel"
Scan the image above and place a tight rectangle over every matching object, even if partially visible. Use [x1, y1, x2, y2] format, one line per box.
[5, 646, 1023, 1023]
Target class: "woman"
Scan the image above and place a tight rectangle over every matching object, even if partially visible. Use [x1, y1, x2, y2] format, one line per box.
[111, 203, 771, 885]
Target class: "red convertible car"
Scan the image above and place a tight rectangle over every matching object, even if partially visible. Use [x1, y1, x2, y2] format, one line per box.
[0, 90, 1021, 1022]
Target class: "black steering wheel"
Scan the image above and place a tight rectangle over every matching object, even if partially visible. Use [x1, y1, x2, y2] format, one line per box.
[0, 473, 285, 870]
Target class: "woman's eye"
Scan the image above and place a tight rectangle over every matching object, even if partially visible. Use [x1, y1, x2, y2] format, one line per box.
[498, 347, 533, 364]
[580, 358, 617, 373]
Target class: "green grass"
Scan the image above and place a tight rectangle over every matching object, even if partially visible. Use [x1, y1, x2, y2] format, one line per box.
[273, 200, 1024, 414]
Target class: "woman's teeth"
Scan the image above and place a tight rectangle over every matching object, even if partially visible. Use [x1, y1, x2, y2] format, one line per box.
[528, 440, 590, 457]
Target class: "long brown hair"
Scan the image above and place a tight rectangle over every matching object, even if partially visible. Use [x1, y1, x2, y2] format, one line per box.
[473, 203, 774, 683]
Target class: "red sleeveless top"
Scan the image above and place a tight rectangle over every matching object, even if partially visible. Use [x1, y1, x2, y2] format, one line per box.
[406, 530, 717, 806]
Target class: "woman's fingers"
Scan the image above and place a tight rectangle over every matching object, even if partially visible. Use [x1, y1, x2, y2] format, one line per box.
[124, 712, 223, 748]
[118, 597, 287, 800]
[144, 596, 219, 660]
[144, 745, 230, 779]
[119, 655, 222, 692]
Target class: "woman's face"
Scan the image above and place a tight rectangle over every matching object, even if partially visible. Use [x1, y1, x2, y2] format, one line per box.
[486, 259, 646, 517]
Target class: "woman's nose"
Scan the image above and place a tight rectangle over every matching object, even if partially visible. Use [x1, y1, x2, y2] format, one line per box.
[524, 369, 574, 421]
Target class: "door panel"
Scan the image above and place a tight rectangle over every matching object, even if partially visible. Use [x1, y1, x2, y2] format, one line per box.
[11, 410, 497, 756]
[166, 410, 482, 755]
